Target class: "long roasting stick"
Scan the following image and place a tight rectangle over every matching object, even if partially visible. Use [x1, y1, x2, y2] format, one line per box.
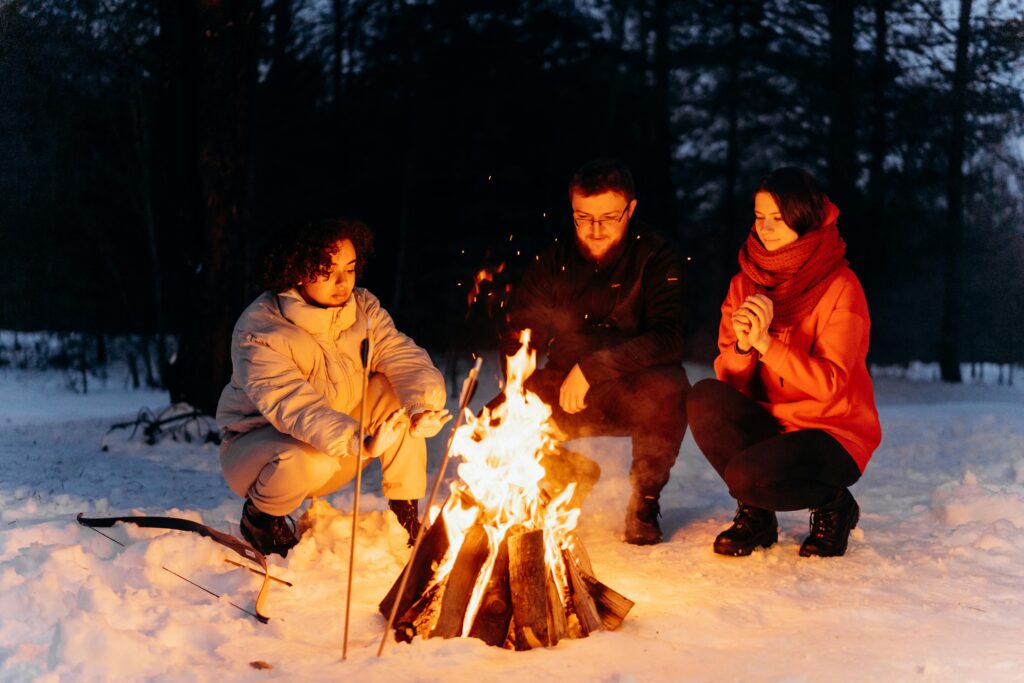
[343, 335, 372, 661]
[376, 356, 482, 657]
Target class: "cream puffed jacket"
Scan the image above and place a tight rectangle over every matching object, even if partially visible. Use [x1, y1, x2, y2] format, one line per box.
[216, 288, 446, 458]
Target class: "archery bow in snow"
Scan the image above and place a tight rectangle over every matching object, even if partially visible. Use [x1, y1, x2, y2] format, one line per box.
[76, 512, 277, 623]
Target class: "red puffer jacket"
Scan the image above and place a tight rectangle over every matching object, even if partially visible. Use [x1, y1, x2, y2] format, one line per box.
[714, 266, 882, 472]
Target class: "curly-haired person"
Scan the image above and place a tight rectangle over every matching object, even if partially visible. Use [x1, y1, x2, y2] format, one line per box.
[216, 218, 449, 556]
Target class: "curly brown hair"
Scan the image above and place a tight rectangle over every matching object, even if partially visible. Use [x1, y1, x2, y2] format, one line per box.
[260, 217, 375, 293]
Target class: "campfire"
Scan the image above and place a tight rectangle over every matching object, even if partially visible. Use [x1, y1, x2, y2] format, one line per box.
[379, 331, 633, 650]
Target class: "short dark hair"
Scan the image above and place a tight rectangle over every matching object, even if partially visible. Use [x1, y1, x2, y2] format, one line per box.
[755, 167, 827, 236]
[260, 217, 374, 293]
[568, 158, 635, 201]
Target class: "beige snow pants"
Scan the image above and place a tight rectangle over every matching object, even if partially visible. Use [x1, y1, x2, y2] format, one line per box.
[220, 374, 427, 516]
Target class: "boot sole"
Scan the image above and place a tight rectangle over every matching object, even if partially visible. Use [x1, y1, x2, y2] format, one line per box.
[713, 529, 779, 557]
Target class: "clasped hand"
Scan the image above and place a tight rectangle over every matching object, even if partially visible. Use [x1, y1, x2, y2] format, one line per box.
[731, 293, 774, 355]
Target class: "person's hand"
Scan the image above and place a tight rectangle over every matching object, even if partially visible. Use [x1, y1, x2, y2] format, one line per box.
[737, 294, 774, 355]
[365, 408, 408, 459]
[731, 309, 753, 352]
[559, 364, 590, 414]
[409, 409, 452, 438]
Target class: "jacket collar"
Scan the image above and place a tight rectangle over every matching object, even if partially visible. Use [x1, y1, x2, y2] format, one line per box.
[277, 289, 359, 337]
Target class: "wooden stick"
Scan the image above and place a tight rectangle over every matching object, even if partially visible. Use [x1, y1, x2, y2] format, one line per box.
[343, 335, 371, 661]
[223, 559, 293, 587]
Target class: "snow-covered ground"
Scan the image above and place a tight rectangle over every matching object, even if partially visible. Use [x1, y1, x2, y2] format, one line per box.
[2, 362, 1023, 682]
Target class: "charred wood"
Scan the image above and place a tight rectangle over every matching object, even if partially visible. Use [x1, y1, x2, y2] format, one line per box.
[468, 532, 513, 647]
[508, 528, 550, 649]
[379, 513, 449, 618]
[431, 524, 491, 639]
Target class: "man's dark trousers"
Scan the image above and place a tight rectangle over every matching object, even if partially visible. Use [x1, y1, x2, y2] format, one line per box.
[525, 365, 690, 498]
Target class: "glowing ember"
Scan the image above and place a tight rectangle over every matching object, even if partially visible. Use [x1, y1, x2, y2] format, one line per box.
[466, 263, 505, 310]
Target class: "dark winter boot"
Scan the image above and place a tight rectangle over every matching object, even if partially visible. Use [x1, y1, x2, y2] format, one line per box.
[625, 492, 663, 545]
[389, 499, 421, 547]
[239, 498, 299, 558]
[799, 488, 860, 558]
[713, 503, 779, 557]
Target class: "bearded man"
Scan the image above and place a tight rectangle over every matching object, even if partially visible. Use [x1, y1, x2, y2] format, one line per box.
[503, 159, 690, 545]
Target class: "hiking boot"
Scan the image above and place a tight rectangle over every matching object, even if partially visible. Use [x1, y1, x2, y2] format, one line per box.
[799, 488, 860, 558]
[714, 503, 778, 557]
[625, 492, 662, 545]
[388, 499, 421, 547]
[240, 498, 299, 558]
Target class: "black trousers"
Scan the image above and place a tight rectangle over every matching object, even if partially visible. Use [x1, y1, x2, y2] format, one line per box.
[523, 365, 690, 498]
[686, 379, 860, 511]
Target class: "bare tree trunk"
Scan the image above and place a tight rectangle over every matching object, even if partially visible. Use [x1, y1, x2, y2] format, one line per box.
[939, 0, 972, 383]
[867, 0, 889, 250]
[170, 0, 259, 414]
[718, 0, 744, 292]
[650, 0, 677, 231]
[128, 78, 168, 387]
[332, 0, 345, 100]
[391, 158, 415, 317]
[827, 0, 858, 213]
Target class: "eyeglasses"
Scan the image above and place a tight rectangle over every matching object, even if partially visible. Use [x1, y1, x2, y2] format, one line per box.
[573, 204, 630, 229]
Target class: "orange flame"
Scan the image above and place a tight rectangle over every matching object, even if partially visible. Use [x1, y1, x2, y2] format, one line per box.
[466, 262, 506, 310]
[440, 330, 580, 633]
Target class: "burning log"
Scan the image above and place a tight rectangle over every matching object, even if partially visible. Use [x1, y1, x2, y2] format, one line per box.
[545, 568, 568, 645]
[378, 331, 633, 650]
[564, 547, 602, 636]
[508, 528, 551, 649]
[394, 582, 444, 643]
[379, 512, 449, 619]
[467, 532, 513, 647]
[562, 531, 633, 630]
[431, 524, 490, 638]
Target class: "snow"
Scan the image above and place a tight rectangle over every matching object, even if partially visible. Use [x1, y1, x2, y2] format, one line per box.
[2, 364, 1024, 682]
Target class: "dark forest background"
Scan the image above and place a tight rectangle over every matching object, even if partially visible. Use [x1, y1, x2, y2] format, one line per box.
[1, 0, 1022, 413]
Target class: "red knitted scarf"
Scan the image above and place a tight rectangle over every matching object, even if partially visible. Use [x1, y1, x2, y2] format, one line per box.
[737, 198, 848, 331]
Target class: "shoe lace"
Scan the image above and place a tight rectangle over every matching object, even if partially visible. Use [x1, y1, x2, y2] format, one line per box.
[732, 504, 760, 530]
[809, 507, 839, 539]
[270, 515, 297, 544]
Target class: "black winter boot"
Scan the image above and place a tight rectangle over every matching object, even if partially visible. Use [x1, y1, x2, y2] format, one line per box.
[799, 488, 860, 558]
[713, 503, 779, 556]
[625, 492, 663, 545]
[389, 499, 421, 547]
[240, 498, 299, 558]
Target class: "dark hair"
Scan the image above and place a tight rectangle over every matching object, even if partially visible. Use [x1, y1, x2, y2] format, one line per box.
[568, 158, 636, 201]
[260, 217, 374, 293]
[756, 167, 827, 236]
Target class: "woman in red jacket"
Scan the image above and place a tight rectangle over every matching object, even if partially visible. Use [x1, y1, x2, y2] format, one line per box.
[688, 167, 881, 558]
